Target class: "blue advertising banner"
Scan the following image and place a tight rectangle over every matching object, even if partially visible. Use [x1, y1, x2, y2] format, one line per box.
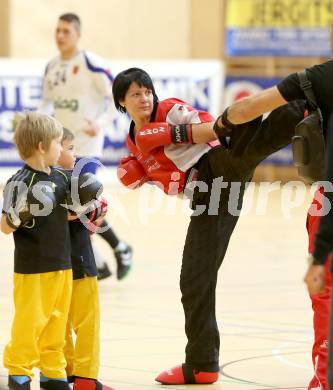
[0, 75, 41, 166]
[0, 60, 224, 167]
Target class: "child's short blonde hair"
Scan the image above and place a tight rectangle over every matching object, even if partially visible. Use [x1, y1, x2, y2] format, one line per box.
[14, 112, 63, 159]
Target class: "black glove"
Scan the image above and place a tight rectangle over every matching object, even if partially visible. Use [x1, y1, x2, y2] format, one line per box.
[67, 173, 103, 214]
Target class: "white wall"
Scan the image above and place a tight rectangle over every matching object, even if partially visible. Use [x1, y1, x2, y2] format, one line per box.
[11, 0, 191, 59]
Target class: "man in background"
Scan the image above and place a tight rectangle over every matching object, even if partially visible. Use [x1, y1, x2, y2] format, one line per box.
[39, 12, 132, 281]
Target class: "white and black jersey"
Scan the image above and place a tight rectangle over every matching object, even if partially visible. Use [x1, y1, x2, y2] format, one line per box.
[40, 51, 113, 157]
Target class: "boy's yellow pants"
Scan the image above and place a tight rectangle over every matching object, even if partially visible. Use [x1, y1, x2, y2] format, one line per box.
[4, 270, 72, 378]
[64, 276, 100, 379]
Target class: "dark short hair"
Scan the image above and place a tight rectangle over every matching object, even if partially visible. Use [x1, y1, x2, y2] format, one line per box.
[62, 127, 74, 143]
[59, 13, 81, 32]
[112, 68, 159, 113]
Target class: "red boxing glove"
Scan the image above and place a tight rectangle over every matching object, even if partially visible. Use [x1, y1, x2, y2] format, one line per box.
[117, 156, 147, 189]
[135, 122, 193, 153]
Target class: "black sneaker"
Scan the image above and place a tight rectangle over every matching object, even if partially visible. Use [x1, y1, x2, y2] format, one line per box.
[97, 262, 112, 281]
[114, 244, 133, 280]
[8, 376, 31, 390]
[40, 380, 71, 390]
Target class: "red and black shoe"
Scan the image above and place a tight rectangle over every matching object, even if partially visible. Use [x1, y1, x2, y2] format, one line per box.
[73, 377, 114, 390]
[155, 364, 219, 385]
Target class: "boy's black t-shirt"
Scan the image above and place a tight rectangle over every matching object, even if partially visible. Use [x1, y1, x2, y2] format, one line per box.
[62, 168, 97, 280]
[69, 219, 97, 280]
[2, 164, 71, 274]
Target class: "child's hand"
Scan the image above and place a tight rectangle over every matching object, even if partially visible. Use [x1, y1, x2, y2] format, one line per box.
[68, 212, 78, 221]
[82, 119, 99, 137]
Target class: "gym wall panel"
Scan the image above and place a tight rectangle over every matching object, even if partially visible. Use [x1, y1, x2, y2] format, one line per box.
[10, 0, 191, 59]
[0, 0, 10, 56]
[190, 0, 224, 59]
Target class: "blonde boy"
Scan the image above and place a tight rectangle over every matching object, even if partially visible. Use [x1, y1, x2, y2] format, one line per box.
[1, 112, 72, 390]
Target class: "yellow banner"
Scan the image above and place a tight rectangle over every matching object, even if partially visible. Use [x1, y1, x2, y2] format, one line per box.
[226, 0, 333, 28]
